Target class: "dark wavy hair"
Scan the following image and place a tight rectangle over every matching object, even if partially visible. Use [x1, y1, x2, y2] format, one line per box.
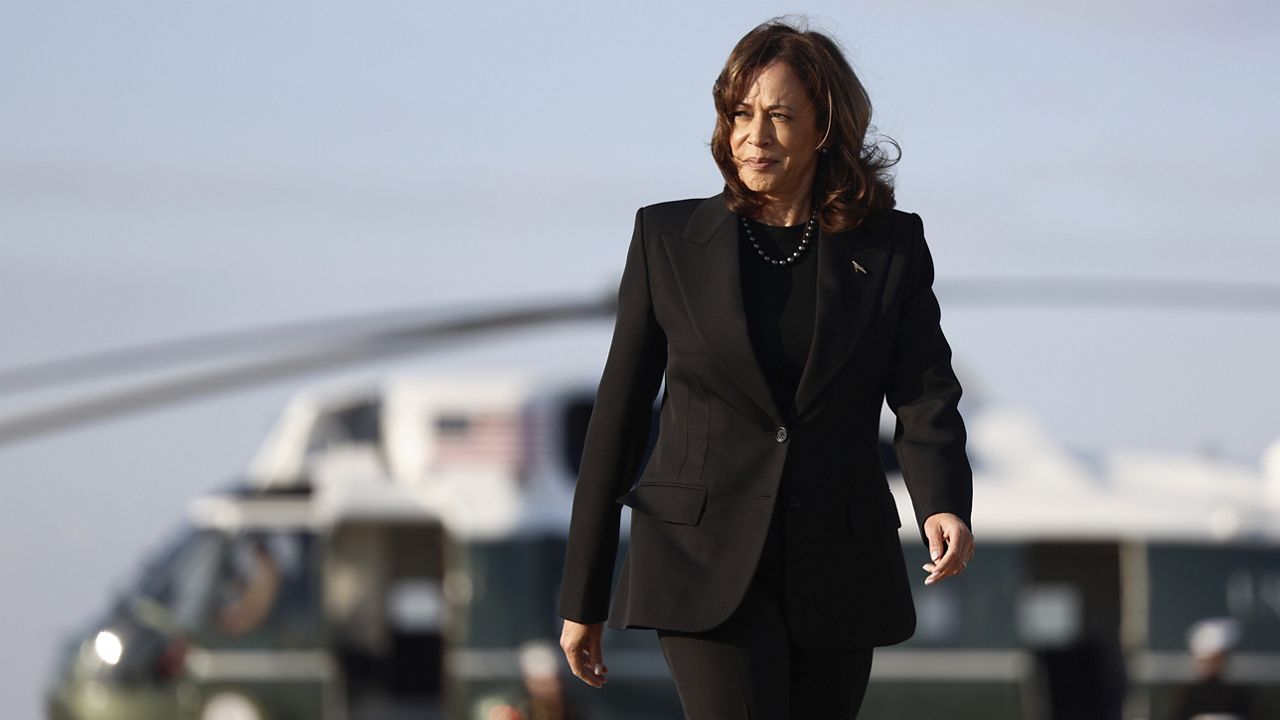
[710, 17, 900, 234]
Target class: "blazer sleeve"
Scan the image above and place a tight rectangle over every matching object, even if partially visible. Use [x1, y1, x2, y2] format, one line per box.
[558, 206, 668, 624]
[883, 212, 974, 548]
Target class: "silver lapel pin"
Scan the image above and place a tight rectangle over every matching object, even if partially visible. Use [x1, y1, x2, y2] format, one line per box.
[850, 259, 868, 274]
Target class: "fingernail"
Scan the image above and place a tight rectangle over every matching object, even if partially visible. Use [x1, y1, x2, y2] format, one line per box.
[594, 663, 603, 674]
[931, 550, 941, 561]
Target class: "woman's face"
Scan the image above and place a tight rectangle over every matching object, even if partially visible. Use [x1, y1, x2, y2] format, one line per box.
[729, 61, 822, 201]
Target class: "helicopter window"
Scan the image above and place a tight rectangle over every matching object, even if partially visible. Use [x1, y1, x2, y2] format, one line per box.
[453, 536, 661, 653]
[81, 525, 222, 685]
[306, 398, 382, 452]
[1147, 543, 1280, 652]
[121, 524, 222, 631]
[202, 529, 320, 647]
[456, 538, 559, 647]
[900, 541, 1024, 648]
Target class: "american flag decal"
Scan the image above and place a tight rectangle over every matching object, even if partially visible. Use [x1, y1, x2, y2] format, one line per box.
[430, 410, 527, 472]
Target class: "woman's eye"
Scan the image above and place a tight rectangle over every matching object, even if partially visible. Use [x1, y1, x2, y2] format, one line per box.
[730, 111, 748, 120]
[770, 112, 789, 121]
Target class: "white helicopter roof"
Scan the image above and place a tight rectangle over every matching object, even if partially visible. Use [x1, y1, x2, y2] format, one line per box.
[242, 367, 1280, 544]
[957, 405, 1280, 543]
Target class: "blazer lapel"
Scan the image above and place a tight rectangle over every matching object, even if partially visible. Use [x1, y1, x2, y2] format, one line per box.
[662, 192, 887, 425]
[664, 193, 781, 424]
[793, 217, 885, 419]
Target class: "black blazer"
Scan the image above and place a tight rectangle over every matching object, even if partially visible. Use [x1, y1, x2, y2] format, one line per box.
[558, 191, 973, 649]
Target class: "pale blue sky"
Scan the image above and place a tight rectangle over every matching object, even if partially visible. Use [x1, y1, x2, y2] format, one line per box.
[1, 2, 1277, 716]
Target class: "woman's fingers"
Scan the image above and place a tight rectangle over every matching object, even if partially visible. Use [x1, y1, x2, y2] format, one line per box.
[586, 633, 608, 682]
[566, 643, 604, 687]
[922, 515, 975, 584]
[932, 536, 965, 575]
[560, 621, 608, 687]
[565, 643, 604, 687]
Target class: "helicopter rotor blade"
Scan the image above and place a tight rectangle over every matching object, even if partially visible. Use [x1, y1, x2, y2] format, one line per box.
[0, 276, 1276, 446]
[0, 293, 616, 446]
[0, 300, 580, 397]
[942, 277, 1280, 312]
[4, 276, 1275, 399]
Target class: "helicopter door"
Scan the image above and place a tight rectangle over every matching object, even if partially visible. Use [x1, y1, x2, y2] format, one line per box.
[326, 520, 447, 718]
[1020, 541, 1128, 720]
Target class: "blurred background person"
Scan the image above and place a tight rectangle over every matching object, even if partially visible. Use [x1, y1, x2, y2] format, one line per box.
[1168, 617, 1255, 720]
[519, 639, 586, 720]
[215, 537, 282, 636]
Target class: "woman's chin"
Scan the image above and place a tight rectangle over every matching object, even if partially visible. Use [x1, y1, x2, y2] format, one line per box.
[737, 176, 775, 194]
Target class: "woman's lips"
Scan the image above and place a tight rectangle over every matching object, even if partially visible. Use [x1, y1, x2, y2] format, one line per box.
[744, 158, 778, 170]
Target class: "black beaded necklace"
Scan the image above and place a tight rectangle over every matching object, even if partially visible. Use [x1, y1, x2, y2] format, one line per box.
[739, 208, 818, 266]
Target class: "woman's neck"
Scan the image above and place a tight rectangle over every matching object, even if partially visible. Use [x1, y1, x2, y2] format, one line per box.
[754, 186, 814, 226]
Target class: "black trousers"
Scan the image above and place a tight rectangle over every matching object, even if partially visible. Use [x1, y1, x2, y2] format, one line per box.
[656, 490, 875, 719]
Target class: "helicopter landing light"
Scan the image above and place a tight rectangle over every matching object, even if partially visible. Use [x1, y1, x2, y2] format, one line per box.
[92, 630, 122, 666]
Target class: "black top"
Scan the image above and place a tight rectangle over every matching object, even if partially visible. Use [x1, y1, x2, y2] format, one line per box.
[1169, 675, 1255, 720]
[737, 215, 819, 420]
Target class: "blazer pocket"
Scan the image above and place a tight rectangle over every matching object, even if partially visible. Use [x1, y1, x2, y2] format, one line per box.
[615, 482, 708, 526]
[848, 491, 903, 534]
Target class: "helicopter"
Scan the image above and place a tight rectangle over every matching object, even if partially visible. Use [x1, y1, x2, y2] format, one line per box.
[12, 275, 1279, 719]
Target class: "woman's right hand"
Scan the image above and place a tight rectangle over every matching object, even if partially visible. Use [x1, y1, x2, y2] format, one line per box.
[560, 619, 608, 688]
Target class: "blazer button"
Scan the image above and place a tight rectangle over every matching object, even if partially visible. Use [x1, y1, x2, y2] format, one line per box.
[775, 426, 789, 443]
[789, 494, 803, 509]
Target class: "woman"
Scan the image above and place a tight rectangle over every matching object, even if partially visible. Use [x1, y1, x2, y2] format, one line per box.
[558, 18, 975, 717]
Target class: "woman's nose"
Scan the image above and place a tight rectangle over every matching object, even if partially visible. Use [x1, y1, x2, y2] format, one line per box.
[748, 114, 771, 146]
